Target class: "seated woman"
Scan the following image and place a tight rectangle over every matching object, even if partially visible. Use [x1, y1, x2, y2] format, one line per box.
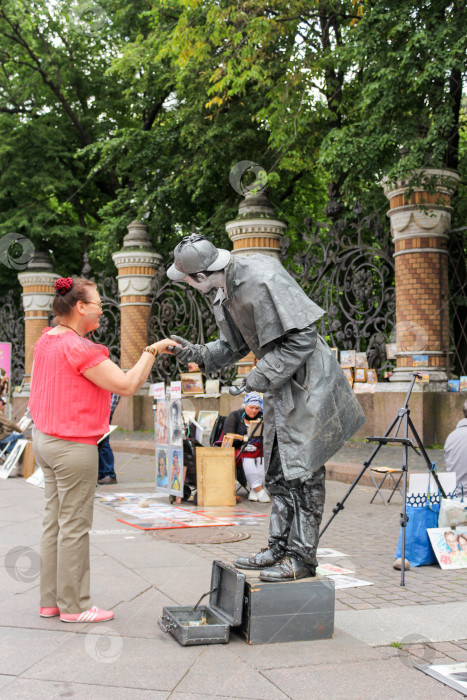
[223, 392, 270, 503]
[0, 413, 25, 456]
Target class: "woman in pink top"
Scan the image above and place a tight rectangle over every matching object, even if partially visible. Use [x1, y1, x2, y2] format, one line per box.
[30, 276, 176, 623]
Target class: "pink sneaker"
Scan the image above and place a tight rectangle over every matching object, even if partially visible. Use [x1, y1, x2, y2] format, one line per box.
[40, 606, 60, 617]
[60, 605, 114, 623]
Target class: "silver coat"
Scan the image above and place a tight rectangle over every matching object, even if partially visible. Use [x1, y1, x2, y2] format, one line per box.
[199, 254, 366, 481]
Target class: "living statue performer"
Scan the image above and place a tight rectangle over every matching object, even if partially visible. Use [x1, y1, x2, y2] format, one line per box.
[167, 234, 366, 581]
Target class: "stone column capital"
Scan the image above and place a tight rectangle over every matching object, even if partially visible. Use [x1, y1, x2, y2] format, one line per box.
[226, 192, 287, 259]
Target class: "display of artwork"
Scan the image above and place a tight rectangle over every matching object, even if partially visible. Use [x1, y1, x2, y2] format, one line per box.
[197, 410, 219, 433]
[447, 379, 460, 392]
[460, 376, 467, 392]
[427, 528, 467, 570]
[415, 373, 429, 383]
[355, 352, 368, 369]
[413, 355, 429, 367]
[169, 448, 183, 496]
[340, 350, 356, 367]
[0, 439, 28, 479]
[169, 400, 183, 445]
[154, 398, 184, 497]
[385, 343, 397, 359]
[180, 372, 204, 394]
[156, 448, 169, 491]
[354, 368, 366, 382]
[205, 379, 220, 395]
[366, 368, 378, 383]
[155, 400, 169, 445]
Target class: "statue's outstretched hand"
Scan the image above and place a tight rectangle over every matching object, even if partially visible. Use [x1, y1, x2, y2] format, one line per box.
[170, 335, 205, 367]
[245, 367, 269, 393]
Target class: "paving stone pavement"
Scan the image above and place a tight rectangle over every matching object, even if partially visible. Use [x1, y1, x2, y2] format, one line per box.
[0, 448, 465, 699]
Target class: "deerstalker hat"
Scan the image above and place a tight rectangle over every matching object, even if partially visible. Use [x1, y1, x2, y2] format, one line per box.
[167, 234, 231, 281]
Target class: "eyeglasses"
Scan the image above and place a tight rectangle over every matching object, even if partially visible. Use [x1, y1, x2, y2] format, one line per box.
[86, 301, 103, 309]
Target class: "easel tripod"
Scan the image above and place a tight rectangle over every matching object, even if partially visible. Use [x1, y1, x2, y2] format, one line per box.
[320, 372, 446, 586]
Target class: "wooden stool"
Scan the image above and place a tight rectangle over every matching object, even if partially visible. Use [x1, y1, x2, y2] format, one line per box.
[369, 466, 403, 505]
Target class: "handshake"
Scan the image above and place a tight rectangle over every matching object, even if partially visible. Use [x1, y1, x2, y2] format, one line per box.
[168, 335, 205, 367]
[168, 334, 268, 394]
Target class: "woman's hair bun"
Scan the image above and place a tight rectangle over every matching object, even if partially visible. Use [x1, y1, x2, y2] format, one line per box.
[55, 277, 74, 295]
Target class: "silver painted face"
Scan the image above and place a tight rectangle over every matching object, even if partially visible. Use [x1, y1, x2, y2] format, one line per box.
[182, 271, 225, 294]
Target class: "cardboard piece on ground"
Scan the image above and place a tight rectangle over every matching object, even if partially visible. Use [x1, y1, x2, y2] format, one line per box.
[317, 563, 355, 576]
[329, 575, 373, 589]
[317, 548, 349, 557]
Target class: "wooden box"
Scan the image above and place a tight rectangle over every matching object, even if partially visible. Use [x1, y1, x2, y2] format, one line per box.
[19, 441, 35, 478]
[195, 446, 236, 506]
[237, 570, 335, 645]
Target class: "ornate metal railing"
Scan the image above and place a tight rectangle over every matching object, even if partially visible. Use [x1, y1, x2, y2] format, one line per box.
[92, 273, 120, 364]
[282, 203, 396, 371]
[148, 266, 237, 385]
[0, 290, 25, 388]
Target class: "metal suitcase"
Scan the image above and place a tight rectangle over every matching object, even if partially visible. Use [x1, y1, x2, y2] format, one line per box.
[158, 560, 245, 646]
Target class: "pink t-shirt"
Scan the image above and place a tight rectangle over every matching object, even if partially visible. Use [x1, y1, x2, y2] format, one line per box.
[29, 329, 111, 445]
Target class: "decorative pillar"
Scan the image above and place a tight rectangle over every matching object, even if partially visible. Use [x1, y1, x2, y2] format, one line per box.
[384, 168, 459, 385]
[17, 251, 59, 390]
[226, 193, 287, 381]
[226, 191, 286, 259]
[112, 220, 161, 372]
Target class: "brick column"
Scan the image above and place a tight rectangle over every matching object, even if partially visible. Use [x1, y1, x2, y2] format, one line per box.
[226, 191, 286, 259]
[226, 193, 287, 381]
[112, 220, 161, 372]
[384, 168, 459, 384]
[17, 251, 59, 389]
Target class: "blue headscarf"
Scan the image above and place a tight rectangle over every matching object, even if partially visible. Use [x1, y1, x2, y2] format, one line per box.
[243, 392, 263, 410]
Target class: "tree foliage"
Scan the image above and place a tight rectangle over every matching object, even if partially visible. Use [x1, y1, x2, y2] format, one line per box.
[0, 0, 466, 300]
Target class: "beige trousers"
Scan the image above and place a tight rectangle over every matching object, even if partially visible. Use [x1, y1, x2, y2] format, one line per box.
[33, 430, 98, 613]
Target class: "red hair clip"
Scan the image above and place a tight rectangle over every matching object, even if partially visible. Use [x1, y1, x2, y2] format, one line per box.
[55, 277, 74, 295]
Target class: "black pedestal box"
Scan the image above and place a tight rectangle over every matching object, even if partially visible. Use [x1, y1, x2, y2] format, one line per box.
[158, 561, 335, 646]
[236, 570, 335, 645]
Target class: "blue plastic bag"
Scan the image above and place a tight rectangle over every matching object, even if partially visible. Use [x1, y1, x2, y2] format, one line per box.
[395, 502, 440, 567]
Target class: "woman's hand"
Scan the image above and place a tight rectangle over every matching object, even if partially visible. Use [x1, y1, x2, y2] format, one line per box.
[150, 338, 180, 355]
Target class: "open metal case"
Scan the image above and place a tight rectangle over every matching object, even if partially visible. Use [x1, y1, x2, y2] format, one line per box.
[158, 560, 245, 646]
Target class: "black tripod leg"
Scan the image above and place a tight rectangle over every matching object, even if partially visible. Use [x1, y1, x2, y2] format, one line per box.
[319, 412, 402, 538]
[407, 417, 446, 498]
[399, 439, 409, 587]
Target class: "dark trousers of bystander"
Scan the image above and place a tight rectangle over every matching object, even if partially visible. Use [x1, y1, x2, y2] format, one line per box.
[98, 435, 116, 480]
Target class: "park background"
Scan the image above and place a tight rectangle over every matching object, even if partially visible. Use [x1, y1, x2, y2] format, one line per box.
[1, 0, 467, 440]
